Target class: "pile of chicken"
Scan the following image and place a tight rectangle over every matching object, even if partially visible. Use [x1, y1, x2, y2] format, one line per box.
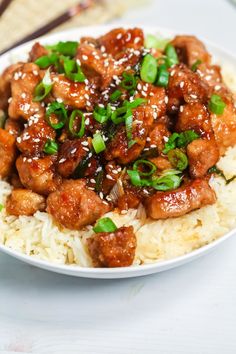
[0, 28, 236, 268]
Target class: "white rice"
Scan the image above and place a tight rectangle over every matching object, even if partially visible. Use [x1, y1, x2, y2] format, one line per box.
[0, 68, 236, 267]
[0, 146, 236, 267]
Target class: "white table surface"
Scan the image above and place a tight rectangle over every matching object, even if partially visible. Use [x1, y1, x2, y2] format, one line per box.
[1, 0, 236, 353]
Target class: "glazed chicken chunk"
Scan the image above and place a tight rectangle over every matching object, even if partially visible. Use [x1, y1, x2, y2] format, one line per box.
[46, 180, 110, 230]
[87, 226, 136, 267]
[145, 179, 216, 219]
[6, 189, 46, 216]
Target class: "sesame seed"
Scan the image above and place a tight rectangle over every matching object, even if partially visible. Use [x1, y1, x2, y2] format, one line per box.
[116, 33, 122, 39]
[99, 192, 104, 199]
[106, 174, 114, 180]
[81, 141, 89, 146]
[90, 179, 96, 184]
[82, 55, 88, 60]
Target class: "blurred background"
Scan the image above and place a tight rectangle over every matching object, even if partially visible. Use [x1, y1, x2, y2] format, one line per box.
[0, 0, 236, 54]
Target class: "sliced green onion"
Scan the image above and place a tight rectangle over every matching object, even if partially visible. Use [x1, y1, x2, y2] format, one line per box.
[208, 94, 226, 115]
[63, 57, 86, 82]
[165, 44, 179, 67]
[167, 149, 188, 171]
[35, 53, 59, 69]
[140, 54, 157, 84]
[110, 90, 122, 102]
[111, 104, 127, 124]
[0, 203, 4, 212]
[33, 68, 53, 102]
[69, 110, 85, 138]
[156, 64, 169, 87]
[92, 133, 106, 154]
[120, 72, 137, 91]
[176, 130, 200, 148]
[163, 130, 199, 154]
[93, 104, 111, 124]
[43, 139, 59, 155]
[47, 41, 78, 57]
[127, 170, 142, 186]
[111, 98, 146, 125]
[133, 159, 157, 176]
[126, 98, 147, 109]
[124, 108, 135, 148]
[93, 217, 117, 233]
[191, 59, 202, 72]
[152, 173, 181, 191]
[46, 101, 68, 130]
[145, 34, 169, 50]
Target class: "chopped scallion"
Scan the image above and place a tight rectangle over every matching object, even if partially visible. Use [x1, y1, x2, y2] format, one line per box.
[46, 101, 68, 130]
[43, 139, 59, 155]
[145, 34, 169, 50]
[69, 110, 85, 138]
[33, 68, 53, 102]
[93, 217, 118, 233]
[191, 59, 202, 72]
[208, 94, 226, 115]
[165, 44, 179, 67]
[140, 54, 158, 84]
[110, 90, 122, 102]
[133, 159, 157, 176]
[92, 133, 106, 154]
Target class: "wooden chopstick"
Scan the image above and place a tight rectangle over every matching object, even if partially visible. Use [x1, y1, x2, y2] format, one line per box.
[0, 0, 100, 55]
[0, 0, 12, 16]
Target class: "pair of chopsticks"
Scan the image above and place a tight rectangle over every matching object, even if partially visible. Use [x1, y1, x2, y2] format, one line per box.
[0, 0, 12, 16]
[0, 0, 101, 55]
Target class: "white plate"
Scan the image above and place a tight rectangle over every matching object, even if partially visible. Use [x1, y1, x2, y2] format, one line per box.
[0, 24, 235, 279]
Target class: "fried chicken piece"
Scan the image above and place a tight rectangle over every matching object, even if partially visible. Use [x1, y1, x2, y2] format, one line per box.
[51, 74, 94, 110]
[29, 42, 49, 62]
[6, 189, 46, 216]
[167, 64, 208, 113]
[187, 139, 219, 178]
[8, 63, 44, 120]
[0, 128, 16, 178]
[98, 27, 144, 67]
[46, 179, 110, 230]
[16, 117, 56, 157]
[57, 139, 90, 178]
[16, 155, 62, 195]
[171, 35, 211, 68]
[104, 122, 147, 165]
[0, 63, 23, 110]
[145, 179, 216, 219]
[87, 226, 136, 267]
[77, 44, 123, 89]
[210, 92, 236, 155]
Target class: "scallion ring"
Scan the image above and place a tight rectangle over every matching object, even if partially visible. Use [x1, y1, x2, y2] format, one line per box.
[133, 159, 157, 176]
[110, 89, 122, 102]
[156, 64, 169, 87]
[68, 110, 85, 138]
[46, 101, 68, 130]
[93, 217, 118, 233]
[93, 104, 111, 124]
[33, 68, 53, 102]
[152, 173, 181, 191]
[43, 139, 59, 155]
[144, 34, 169, 50]
[92, 133, 106, 154]
[63, 57, 86, 82]
[167, 149, 188, 171]
[120, 72, 137, 91]
[140, 54, 158, 84]
[208, 94, 226, 115]
[165, 44, 179, 67]
[127, 170, 142, 187]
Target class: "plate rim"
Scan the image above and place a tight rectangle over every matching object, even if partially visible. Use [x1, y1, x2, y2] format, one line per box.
[0, 24, 236, 278]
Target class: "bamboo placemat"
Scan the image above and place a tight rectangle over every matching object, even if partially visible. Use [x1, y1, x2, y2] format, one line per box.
[0, 0, 146, 52]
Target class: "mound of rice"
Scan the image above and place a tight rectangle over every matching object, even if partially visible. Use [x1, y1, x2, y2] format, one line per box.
[0, 67, 236, 267]
[0, 146, 236, 267]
